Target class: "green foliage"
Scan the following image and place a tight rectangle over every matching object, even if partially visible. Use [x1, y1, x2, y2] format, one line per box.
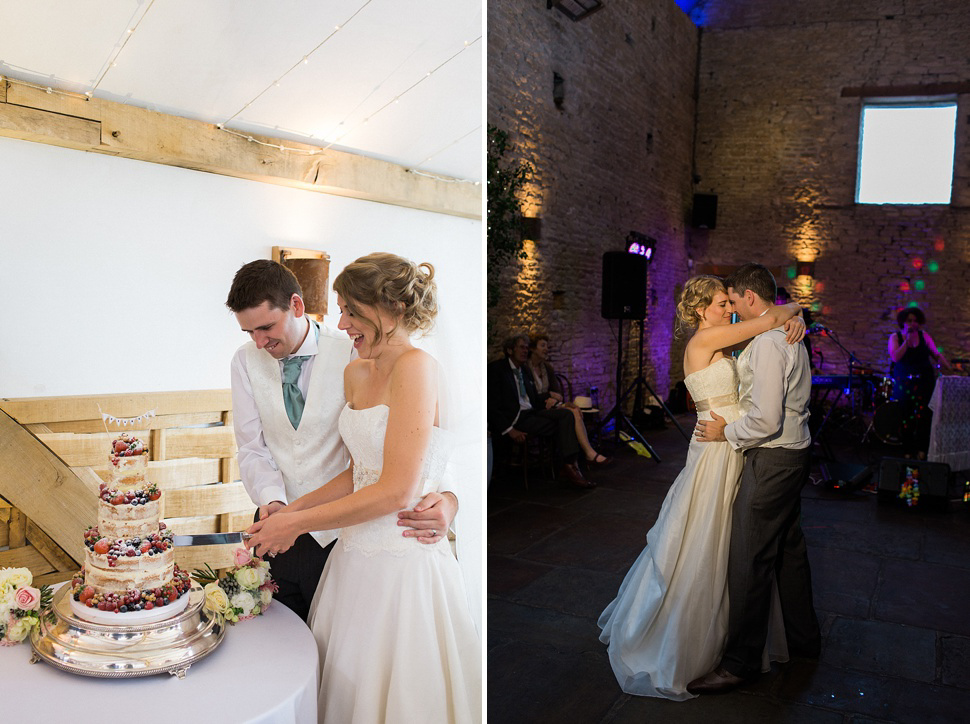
[487, 125, 533, 309]
[191, 563, 220, 586]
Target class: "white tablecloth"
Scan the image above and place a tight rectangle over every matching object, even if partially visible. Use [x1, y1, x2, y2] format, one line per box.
[0, 597, 318, 723]
[928, 375, 970, 471]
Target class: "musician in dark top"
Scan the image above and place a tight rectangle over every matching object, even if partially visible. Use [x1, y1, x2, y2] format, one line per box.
[888, 306, 951, 456]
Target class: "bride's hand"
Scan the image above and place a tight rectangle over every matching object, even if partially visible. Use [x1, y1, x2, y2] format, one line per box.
[245, 512, 299, 559]
[782, 316, 806, 345]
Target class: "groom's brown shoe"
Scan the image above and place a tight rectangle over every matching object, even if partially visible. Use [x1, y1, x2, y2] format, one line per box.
[686, 667, 747, 695]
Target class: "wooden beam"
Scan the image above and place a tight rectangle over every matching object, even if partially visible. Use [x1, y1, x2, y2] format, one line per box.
[841, 82, 970, 97]
[26, 520, 78, 572]
[0, 389, 232, 425]
[0, 408, 94, 563]
[0, 80, 480, 219]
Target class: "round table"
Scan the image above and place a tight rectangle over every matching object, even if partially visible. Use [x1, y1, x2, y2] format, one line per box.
[0, 598, 318, 723]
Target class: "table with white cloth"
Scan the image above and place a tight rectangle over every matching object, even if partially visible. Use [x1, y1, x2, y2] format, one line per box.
[0, 596, 318, 723]
[928, 375, 970, 471]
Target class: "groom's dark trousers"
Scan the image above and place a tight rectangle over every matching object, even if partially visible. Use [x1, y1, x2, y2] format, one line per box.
[254, 508, 336, 622]
[720, 446, 821, 678]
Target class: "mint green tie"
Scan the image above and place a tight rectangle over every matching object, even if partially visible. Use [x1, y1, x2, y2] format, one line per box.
[282, 355, 310, 429]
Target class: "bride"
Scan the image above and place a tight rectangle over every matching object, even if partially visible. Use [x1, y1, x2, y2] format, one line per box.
[598, 275, 803, 700]
[246, 252, 481, 723]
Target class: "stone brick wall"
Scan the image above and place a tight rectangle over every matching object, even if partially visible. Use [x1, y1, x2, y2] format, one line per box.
[488, 0, 970, 422]
[692, 0, 970, 374]
[487, 0, 699, 413]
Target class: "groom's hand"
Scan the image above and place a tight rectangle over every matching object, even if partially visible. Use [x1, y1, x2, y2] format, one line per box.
[695, 411, 727, 442]
[257, 500, 286, 521]
[398, 491, 458, 544]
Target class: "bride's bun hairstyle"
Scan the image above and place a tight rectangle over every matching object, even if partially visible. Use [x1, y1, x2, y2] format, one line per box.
[333, 252, 438, 345]
[676, 275, 727, 335]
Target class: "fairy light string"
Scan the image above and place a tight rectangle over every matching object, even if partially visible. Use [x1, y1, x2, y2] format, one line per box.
[219, 0, 377, 128]
[1, 0, 481, 185]
[89, 0, 158, 96]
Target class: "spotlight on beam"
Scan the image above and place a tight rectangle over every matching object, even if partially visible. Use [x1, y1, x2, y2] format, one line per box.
[626, 231, 656, 262]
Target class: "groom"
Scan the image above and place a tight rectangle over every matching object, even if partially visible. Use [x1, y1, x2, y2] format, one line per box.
[226, 259, 457, 620]
[689, 262, 821, 693]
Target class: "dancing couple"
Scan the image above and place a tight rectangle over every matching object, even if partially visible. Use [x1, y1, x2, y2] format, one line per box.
[599, 263, 821, 700]
[227, 254, 480, 722]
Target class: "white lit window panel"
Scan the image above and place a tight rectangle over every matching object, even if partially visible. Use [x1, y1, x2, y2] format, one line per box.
[856, 103, 956, 204]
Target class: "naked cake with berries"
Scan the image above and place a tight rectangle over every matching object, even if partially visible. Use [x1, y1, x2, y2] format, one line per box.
[70, 433, 191, 621]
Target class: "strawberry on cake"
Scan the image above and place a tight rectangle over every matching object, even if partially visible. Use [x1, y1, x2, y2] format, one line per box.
[70, 433, 191, 619]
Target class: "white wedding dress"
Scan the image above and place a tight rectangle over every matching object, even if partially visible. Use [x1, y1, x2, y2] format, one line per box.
[308, 404, 481, 723]
[598, 357, 787, 700]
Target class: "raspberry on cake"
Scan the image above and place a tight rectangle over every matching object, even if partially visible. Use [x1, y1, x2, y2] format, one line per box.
[71, 434, 190, 616]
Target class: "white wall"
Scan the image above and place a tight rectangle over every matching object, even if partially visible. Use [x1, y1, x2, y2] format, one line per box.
[0, 136, 482, 399]
[0, 136, 484, 626]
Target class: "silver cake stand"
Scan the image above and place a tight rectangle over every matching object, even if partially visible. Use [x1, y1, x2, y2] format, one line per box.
[29, 584, 224, 679]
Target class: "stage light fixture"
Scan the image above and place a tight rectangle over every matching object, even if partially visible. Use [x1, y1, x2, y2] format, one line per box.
[626, 231, 656, 261]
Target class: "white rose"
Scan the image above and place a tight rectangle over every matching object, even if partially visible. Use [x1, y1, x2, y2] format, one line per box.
[230, 591, 256, 616]
[203, 582, 230, 615]
[0, 589, 14, 615]
[5, 615, 37, 643]
[0, 568, 32, 590]
[253, 565, 269, 586]
[234, 566, 261, 590]
[259, 588, 273, 607]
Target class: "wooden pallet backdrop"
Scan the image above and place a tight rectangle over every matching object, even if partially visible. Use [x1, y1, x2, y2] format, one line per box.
[0, 390, 255, 585]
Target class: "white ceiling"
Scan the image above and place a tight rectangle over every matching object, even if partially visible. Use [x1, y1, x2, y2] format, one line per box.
[0, 0, 483, 182]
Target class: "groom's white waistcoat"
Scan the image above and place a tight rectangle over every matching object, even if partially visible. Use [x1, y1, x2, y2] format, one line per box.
[245, 328, 352, 548]
[726, 328, 812, 452]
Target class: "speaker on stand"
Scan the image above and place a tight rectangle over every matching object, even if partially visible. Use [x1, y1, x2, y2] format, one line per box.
[598, 251, 689, 462]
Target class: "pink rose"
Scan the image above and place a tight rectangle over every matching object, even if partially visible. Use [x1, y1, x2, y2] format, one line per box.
[233, 547, 253, 567]
[14, 586, 40, 611]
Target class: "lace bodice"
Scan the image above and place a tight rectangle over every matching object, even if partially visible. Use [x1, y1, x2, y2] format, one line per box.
[336, 404, 451, 557]
[685, 357, 741, 422]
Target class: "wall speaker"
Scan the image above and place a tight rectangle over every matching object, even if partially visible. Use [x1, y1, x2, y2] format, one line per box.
[692, 193, 718, 229]
[601, 251, 647, 320]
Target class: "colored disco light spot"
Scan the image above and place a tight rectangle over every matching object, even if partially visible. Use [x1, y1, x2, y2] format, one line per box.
[900, 281, 911, 292]
[786, 266, 796, 280]
[811, 302, 822, 312]
[914, 279, 925, 291]
[907, 300, 920, 308]
[912, 258, 923, 270]
[820, 305, 830, 315]
[928, 260, 939, 273]
[814, 281, 825, 292]
[934, 239, 945, 251]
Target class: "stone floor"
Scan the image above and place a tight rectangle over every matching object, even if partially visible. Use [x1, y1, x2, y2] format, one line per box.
[487, 416, 970, 723]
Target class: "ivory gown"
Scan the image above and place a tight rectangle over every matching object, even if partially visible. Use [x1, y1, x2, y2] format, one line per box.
[308, 404, 481, 723]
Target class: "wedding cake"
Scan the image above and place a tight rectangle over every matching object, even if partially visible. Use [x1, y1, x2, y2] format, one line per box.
[70, 434, 190, 616]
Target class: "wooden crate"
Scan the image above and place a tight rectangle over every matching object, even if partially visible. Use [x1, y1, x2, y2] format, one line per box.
[0, 390, 254, 583]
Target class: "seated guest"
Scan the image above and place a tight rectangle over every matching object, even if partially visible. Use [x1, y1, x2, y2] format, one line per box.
[889, 306, 951, 457]
[528, 334, 610, 465]
[488, 334, 595, 488]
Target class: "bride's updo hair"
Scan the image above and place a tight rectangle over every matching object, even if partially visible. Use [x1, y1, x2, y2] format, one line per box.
[333, 252, 438, 345]
[676, 275, 727, 336]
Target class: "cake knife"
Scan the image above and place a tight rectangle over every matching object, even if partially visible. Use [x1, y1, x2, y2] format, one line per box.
[171, 532, 253, 546]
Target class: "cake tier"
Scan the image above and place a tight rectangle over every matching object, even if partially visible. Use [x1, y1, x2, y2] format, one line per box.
[98, 498, 160, 539]
[110, 453, 149, 487]
[84, 547, 175, 595]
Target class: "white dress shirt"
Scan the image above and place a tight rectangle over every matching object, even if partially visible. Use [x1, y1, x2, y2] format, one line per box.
[724, 327, 812, 451]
